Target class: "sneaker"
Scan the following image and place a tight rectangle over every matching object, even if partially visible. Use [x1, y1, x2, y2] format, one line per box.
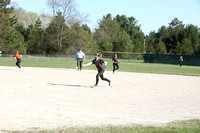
[113, 70, 118, 74]
[91, 85, 98, 88]
[108, 80, 111, 86]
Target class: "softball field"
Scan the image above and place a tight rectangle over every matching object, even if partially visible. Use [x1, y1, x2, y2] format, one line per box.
[0, 66, 200, 131]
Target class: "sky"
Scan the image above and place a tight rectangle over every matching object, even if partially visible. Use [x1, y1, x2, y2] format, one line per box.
[11, 0, 200, 35]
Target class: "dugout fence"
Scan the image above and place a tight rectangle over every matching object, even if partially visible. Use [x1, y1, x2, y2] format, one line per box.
[144, 54, 200, 66]
[1, 53, 200, 66]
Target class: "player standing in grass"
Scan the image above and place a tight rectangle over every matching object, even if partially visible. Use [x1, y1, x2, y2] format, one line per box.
[83, 53, 111, 87]
[178, 56, 183, 68]
[112, 53, 119, 73]
[14, 51, 22, 69]
[76, 48, 86, 71]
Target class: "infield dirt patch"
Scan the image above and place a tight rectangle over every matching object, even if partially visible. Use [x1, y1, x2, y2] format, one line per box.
[0, 66, 200, 131]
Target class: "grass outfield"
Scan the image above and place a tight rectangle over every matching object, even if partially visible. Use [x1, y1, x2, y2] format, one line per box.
[0, 56, 200, 76]
[4, 120, 200, 133]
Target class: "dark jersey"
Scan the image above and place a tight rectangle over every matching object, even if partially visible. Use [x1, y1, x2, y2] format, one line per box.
[179, 58, 183, 62]
[92, 58, 106, 70]
[113, 57, 118, 63]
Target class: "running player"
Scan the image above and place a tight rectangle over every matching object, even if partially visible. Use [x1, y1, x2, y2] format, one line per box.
[14, 51, 22, 69]
[178, 56, 183, 68]
[83, 53, 111, 87]
[112, 53, 119, 73]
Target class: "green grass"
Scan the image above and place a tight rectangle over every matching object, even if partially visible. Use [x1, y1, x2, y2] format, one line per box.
[3, 119, 200, 133]
[1, 56, 200, 76]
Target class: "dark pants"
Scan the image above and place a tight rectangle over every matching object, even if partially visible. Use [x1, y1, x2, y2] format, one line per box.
[77, 58, 83, 70]
[113, 63, 119, 72]
[179, 62, 182, 67]
[16, 59, 21, 68]
[95, 70, 110, 85]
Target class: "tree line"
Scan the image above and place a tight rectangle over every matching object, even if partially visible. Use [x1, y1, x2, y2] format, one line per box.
[0, 0, 200, 55]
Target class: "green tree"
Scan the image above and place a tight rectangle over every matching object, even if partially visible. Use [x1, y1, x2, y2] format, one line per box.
[157, 26, 169, 42]
[154, 26, 168, 54]
[167, 18, 185, 54]
[43, 23, 58, 54]
[43, 12, 68, 53]
[81, 24, 91, 34]
[176, 38, 193, 55]
[155, 39, 167, 54]
[2, 27, 26, 53]
[15, 23, 28, 42]
[66, 26, 98, 54]
[101, 40, 113, 51]
[146, 18, 200, 55]
[146, 31, 156, 53]
[93, 28, 111, 51]
[0, 0, 17, 26]
[0, 12, 8, 49]
[44, 18, 97, 54]
[184, 24, 200, 55]
[93, 14, 121, 51]
[146, 31, 166, 54]
[169, 17, 182, 28]
[131, 31, 145, 52]
[27, 18, 44, 53]
[0, 0, 17, 51]
[113, 30, 133, 52]
[115, 15, 129, 31]
[115, 15, 145, 53]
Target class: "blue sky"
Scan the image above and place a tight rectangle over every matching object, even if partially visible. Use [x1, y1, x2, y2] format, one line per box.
[11, 0, 200, 35]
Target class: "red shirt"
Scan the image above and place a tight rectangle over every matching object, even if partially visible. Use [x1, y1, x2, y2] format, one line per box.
[113, 57, 118, 63]
[15, 53, 21, 59]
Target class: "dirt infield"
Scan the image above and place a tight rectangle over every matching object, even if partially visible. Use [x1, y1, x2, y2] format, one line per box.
[0, 66, 200, 131]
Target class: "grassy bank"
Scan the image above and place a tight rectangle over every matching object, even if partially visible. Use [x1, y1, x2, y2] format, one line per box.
[4, 119, 200, 133]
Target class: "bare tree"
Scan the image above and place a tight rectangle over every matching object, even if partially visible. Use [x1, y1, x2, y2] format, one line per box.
[47, 0, 74, 20]
[47, 0, 87, 25]
[46, 0, 88, 47]
[60, 0, 74, 20]
[47, 0, 60, 16]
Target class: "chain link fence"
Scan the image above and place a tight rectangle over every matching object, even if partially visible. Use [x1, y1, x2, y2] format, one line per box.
[0, 53, 97, 62]
[0, 53, 143, 63]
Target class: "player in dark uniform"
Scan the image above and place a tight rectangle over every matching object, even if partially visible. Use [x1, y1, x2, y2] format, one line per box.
[83, 53, 111, 87]
[178, 56, 183, 68]
[112, 53, 119, 73]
